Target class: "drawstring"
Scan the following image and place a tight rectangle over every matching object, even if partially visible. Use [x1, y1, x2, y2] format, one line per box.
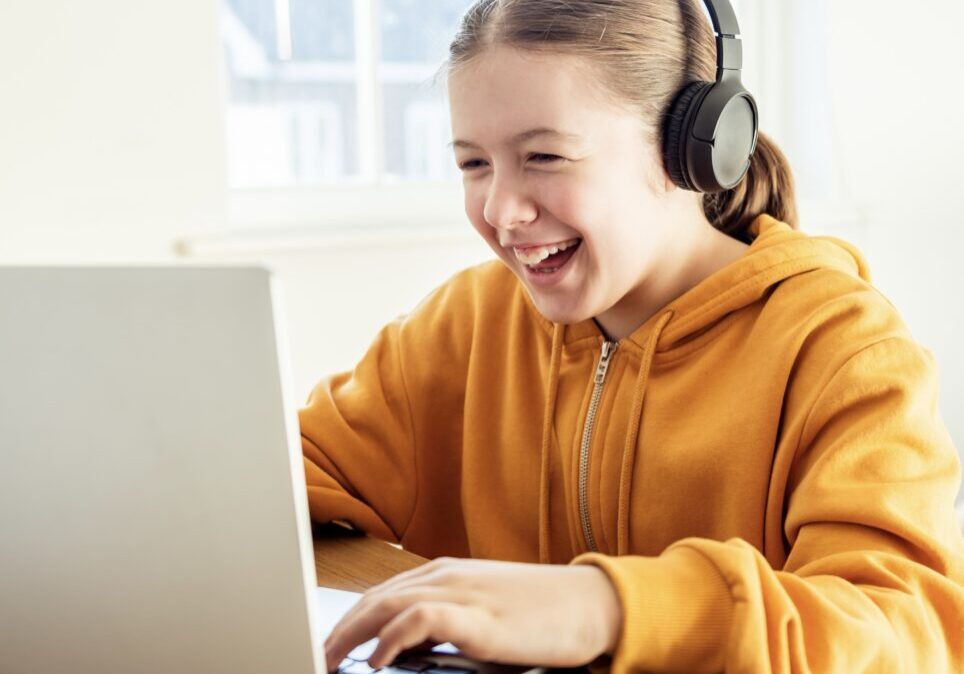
[538, 311, 672, 563]
[616, 311, 674, 556]
[538, 322, 564, 564]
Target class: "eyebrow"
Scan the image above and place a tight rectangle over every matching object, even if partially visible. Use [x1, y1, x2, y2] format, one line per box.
[447, 127, 584, 150]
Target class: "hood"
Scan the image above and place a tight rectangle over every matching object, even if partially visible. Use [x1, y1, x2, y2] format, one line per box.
[549, 213, 872, 354]
[649, 213, 870, 351]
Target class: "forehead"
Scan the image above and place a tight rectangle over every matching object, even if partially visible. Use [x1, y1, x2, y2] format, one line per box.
[447, 46, 637, 151]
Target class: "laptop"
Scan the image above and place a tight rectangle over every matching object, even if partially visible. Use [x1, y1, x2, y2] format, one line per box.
[0, 266, 551, 674]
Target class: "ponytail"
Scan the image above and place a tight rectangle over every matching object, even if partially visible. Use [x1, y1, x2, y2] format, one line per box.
[703, 131, 798, 242]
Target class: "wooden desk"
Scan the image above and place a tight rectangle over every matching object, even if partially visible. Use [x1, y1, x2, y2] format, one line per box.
[313, 522, 428, 591]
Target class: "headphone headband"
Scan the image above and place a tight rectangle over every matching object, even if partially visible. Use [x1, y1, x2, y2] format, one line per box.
[704, 0, 743, 76]
[703, 0, 741, 39]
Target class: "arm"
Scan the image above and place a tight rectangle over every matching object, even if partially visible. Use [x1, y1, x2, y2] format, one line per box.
[573, 337, 964, 673]
[300, 318, 417, 543]
[299, 267, 477, 550]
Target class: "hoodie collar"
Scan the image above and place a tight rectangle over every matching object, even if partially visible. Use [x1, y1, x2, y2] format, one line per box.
[528, 214, 870, 354]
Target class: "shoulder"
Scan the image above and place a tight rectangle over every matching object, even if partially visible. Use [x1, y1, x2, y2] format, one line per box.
[402, 259, 521, 322]
[396, 258, 549, 354]
[423, 258, 521, 305]
[764, 266, 936, 415]
[767, 265, 913, 353]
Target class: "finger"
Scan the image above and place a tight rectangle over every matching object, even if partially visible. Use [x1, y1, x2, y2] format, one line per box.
[367, 602, 489, 670]
[365, 556, 460, 596]
[326, 560, 469, 669]
[324, 587, 468, 671]
[332, 558, 468, 643]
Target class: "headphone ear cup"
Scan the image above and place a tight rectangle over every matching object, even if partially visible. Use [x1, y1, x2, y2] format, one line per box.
[661, 81, 712, 192]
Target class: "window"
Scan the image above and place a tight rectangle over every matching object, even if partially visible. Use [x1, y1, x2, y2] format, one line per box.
[222, 0, 471, 188]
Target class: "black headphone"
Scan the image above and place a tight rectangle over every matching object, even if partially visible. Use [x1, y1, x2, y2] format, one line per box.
[662, 0, 759, 193]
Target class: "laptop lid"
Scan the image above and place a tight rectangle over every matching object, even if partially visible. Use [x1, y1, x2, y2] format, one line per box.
[0, 265, 323, 674]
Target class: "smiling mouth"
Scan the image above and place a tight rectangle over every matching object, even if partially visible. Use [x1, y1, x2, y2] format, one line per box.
[518, 239, 582, 273]
[512, 238, 582, 266]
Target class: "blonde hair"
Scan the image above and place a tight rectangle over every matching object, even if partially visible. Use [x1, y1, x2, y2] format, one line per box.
[437, 0, 798, 242]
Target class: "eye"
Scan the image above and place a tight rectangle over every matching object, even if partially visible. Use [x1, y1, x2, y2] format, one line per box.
[457, 159, 487, 171]
[528, 153, 563, 164]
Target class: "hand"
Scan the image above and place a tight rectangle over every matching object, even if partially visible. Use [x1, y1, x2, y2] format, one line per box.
[324, 557, 622, 672]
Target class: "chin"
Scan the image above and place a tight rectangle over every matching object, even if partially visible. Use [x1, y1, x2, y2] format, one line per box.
[529, 294, 591, 326]
[501, 257, 594, 325]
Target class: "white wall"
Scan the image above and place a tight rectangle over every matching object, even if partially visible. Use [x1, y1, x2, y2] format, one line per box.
[0, 0, 227, 260]
[1, 1, 962, 500]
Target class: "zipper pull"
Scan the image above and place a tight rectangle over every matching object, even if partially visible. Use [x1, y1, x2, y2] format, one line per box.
[594, 341, 617, 385]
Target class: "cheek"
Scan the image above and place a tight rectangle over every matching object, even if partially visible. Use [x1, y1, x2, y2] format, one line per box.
[551, 189, 608, 255]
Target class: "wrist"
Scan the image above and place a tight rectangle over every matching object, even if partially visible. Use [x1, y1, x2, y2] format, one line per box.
[583, 566, 623, 656]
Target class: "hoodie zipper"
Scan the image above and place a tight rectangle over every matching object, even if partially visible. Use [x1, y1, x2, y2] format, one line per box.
[578, 340, 617, 553]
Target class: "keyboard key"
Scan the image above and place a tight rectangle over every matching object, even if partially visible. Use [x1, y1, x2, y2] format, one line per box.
[391, 660, 431, 672]
[341, 661, 376, 674]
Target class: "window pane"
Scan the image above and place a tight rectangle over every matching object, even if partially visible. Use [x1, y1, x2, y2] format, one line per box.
[222, 0, 358, 187]
[380, 0, 475, 183]
[289, 0, 354, 61]
[380, 0, 470, 62]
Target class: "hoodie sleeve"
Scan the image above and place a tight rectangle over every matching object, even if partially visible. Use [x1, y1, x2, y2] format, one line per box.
[573, 337, 964, 674]
[299, 267, 478, 547]
[299, 317, 416, 543]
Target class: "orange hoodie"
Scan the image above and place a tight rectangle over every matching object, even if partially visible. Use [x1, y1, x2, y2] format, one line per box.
[300, 214, 964, 673]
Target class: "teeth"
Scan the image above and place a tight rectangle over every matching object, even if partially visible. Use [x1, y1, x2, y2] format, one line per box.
[513, 238, 580, 265]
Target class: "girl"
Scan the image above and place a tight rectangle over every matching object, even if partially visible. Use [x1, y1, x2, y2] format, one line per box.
[303, 1, 964, 672]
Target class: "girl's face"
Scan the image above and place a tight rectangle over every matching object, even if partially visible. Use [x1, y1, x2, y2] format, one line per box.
[448, 45, 675, 326]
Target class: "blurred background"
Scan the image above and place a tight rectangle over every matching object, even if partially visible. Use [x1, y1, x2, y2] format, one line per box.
[1, 0, 961, 497]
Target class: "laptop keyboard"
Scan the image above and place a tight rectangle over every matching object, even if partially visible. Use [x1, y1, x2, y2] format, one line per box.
[337, 639, 475, 674]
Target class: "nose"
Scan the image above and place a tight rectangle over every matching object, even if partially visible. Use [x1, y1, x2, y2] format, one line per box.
[482, 170, 538, 234]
